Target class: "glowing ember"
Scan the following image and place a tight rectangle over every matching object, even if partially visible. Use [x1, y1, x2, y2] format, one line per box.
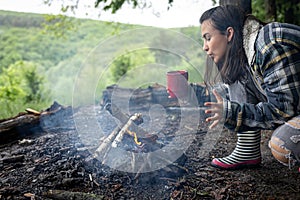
[126, 130, 142, 146]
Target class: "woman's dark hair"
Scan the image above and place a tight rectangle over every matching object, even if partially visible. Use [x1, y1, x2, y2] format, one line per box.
[200, 5, 248, 85]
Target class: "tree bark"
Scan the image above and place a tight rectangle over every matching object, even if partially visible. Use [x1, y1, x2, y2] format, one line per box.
[284, 0, 298, 25]
[220, 0, 252, 14]
[265, 0, 276, 21]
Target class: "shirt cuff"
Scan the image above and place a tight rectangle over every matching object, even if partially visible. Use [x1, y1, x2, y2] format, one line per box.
[223, 98, 231, 120]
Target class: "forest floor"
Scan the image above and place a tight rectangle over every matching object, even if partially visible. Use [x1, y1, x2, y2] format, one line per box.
[0, 101, 300, 200]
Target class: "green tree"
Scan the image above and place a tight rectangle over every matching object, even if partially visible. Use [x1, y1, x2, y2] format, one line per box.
[0, 62, 26, 102]
[42, 14, 78, 38]
[110, 49, 156, 83]
[24, 66, 45, 103]
[0, 61, 50, 118]
[111, 54, 132, 82]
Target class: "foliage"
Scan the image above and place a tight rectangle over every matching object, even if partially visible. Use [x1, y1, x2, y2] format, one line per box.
[111, 54, 131, 82]
[110, 49, 156, 83]
[252, 0, 300, 25]
[41, 14, 79, 38]
[0, 61, 50, 118]
[0, 62, 26, 102]
[252, 0, 265, 21]
[0, 19, 77, 72]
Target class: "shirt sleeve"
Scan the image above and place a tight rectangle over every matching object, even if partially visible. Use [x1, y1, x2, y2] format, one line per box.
[223, 22, 300, 132]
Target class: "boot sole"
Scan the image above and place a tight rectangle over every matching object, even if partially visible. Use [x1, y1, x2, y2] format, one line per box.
[211, 158, 261, 170]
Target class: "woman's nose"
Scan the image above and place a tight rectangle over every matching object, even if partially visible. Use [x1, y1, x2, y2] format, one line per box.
[203, 42, 208, 51]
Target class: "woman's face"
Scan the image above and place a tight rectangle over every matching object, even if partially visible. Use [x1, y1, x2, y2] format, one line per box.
[201, 20, 232, 65]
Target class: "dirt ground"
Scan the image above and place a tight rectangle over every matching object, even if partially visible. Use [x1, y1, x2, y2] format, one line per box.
[0, 102, 300, 200]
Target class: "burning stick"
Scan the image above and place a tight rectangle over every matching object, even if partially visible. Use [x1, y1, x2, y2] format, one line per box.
[93, 126, 121, 160]
[106, 103, 159, 144]
[127, 129, 142, 146]
[107, 103, 147, 136]
[131, 152, 136, 172]
[112, 113, 142, 148]
[94, 103, 146, 164]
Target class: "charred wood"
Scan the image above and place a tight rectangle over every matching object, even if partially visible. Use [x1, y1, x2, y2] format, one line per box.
[43, 190, 104, 200]
[0, 101, 73, 145]
[102, 83, 210, 109]
[93, 126, 121, 161]
[1, 155, 25, 164]
[111, 113, 142, 148]
[105, 103, 155, 140]
[0, 112, 42, 144]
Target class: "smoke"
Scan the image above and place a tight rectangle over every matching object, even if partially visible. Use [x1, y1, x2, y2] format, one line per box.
[70, 27, 223, 173]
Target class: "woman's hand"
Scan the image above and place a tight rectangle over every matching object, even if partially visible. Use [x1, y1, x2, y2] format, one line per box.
[204, 89, 224, 129]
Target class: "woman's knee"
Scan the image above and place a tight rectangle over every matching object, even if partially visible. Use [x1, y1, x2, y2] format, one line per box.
[268, 116, 300, 167]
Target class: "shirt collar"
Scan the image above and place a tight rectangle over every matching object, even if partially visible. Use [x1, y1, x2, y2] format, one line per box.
[243, 18, 262, 66]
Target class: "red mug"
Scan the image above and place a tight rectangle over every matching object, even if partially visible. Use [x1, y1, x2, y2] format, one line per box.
[166, 70, 189, 99]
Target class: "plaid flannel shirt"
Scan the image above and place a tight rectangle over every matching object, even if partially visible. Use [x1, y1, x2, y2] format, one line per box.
[224, 22, 300, 132]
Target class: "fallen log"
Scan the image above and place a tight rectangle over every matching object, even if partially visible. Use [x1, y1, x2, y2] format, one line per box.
[0, 112, 42, 144]
[0, 109, 41, 130]
[0, 102, 73, 145]
[101, 83, 210, 108]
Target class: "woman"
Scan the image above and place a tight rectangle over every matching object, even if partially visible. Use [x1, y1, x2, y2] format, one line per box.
[200, 5, 300, 170]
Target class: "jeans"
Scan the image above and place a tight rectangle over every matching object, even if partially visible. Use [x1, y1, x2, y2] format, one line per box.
[269, 116, 300, 167]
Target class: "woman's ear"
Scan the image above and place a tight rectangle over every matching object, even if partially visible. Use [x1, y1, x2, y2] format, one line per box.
[226, 27, 234, 43]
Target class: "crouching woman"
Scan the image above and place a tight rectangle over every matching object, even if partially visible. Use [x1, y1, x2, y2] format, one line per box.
[199, 5, 300, 170]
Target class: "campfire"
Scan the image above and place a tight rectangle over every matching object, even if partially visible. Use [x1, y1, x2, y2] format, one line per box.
[92, 102, 191, 180]
[0, 84, 208, 179]
[82, 83, 209, 180]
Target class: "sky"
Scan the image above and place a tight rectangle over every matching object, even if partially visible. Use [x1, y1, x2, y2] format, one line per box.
[0, 0, 215, 28]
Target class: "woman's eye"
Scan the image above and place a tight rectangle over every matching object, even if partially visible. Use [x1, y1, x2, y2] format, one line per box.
[205, 36, 211, 41]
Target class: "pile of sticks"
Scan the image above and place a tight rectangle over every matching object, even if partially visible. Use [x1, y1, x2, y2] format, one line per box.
[93, 112, 144, 162]
[93, 103, 189, 179]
